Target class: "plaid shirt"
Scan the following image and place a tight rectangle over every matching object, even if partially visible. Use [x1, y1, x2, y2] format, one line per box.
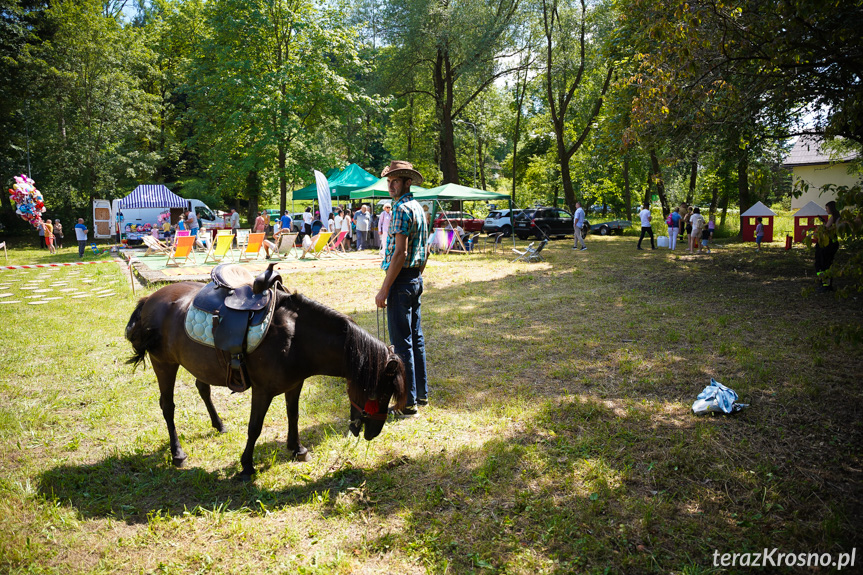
[382, 192, 429, 271]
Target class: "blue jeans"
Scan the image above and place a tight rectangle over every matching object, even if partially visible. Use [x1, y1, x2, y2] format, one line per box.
[387, 273, 428, 407]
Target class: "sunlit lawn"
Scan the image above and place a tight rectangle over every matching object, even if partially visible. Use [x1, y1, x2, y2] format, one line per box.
[0, 232, 860, 574]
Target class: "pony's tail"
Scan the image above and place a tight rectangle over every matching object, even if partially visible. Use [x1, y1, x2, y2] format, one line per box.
[125, 296, 159, 370]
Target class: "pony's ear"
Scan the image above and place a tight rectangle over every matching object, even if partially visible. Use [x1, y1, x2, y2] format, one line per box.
[385, 351, 403, 376]
[384, 354, 402, 377]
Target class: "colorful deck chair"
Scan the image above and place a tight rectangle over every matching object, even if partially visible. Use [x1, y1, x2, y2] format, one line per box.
[300, 231, 332, 259]
[166, 235, 197, 267]
[203, 231, 235, 263]
[325, 230, 350, 255]
[238, 232, 265, 262]
[274, 232, 299, 259]
[142, 235, 171, 257]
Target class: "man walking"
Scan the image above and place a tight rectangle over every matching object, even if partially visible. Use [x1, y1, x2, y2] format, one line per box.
[573, 201, 586, 250]
[375, 161, 430, 418]
[637, 204, 655, 250]
[75, 218, 88, 259]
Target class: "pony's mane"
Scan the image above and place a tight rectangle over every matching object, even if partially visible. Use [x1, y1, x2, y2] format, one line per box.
[286, 292, 390, 403]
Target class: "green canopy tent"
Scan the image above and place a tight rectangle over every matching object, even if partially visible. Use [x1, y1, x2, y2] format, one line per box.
[412, 183, 510, 203]
[292, 167, 342, 200]
[293, 163, 377, 201]
[349, 177, 391, 200]
[413, 183, 514, 252]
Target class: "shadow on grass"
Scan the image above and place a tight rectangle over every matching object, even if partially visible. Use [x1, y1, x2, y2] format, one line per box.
[33, 239, 861, 571]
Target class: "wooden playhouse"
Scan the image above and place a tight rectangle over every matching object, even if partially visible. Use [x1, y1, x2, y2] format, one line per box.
[792, 201, 827, 243]
[740, 201, 776, 242]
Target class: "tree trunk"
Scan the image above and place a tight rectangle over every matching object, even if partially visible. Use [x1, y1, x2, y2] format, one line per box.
[278, 146, 287, 214]
[737, 151, 751, 215]
[407, 96, 414, 157]
[710, 184, 719, 216]
[649, 150, 670, 217]
[623, 154, 632, 221]
[686, 154, 698, 204]
[478, 137, 487, 190]
[511, 63, 528, 205]
[719, 165, 730, 227]
[434, 47, 459, 184]
[246, 170, 261, 224]
[644, 168, 652, 208]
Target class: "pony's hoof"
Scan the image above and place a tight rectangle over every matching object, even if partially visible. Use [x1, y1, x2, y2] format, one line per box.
[292, 447, 311, 462]
[172, 455, 187, 468]
[234, 471, 255, 482]
[217, 425, 228, 434]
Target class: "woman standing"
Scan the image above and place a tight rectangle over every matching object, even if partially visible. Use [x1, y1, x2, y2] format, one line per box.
[814, 200, 841, 292]
[341, 208, 352, 251]
[54, 220, 64, 249]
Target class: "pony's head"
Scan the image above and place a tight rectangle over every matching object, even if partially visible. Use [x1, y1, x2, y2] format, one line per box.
[345, 333, 407, 439]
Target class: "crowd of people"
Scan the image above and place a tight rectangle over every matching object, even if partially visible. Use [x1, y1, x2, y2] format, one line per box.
[634, 202, 715, 253]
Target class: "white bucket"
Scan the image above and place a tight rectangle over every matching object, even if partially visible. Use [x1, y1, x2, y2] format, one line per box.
[657, 236, 669, 248]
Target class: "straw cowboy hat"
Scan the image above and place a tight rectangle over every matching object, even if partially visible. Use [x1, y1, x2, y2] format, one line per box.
[381, 160, 423, 185]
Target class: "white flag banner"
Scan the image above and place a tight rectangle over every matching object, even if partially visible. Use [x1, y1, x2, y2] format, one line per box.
[314, 170, 332, 228]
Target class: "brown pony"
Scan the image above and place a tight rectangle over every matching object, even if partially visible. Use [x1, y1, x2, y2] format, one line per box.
[125, 282, 406, 481]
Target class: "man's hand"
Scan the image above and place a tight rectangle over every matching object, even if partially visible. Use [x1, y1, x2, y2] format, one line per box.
[375, 288, 388, 308]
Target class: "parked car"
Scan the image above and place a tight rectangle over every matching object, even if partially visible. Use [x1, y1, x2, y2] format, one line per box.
[590, 220, 632, 236]
[482, 208, 522, 236]
[514, 207, 588, 240]
[433, 211, 484, 232]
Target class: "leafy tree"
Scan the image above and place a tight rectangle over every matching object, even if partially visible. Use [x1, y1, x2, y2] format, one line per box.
[538, 0, 614, 212]
[381, 0, 523, 183]
[21, 0, 159, 210]
[186, 0, 379, 218]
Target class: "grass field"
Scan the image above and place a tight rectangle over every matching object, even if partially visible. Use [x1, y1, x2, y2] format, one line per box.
[0, 235, 860, 574]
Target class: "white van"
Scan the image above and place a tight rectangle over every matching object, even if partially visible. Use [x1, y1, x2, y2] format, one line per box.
[93, 198, 222, 239]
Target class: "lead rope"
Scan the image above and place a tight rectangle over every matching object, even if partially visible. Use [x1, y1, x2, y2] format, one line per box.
[376, 306, 388, 343]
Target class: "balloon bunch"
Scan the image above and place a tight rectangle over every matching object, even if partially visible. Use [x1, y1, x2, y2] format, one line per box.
[8, 174, 45, 227]
[157, 211, 170, 224]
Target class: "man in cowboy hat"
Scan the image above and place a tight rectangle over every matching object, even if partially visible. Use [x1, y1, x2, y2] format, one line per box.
[375, 160, 430, 417]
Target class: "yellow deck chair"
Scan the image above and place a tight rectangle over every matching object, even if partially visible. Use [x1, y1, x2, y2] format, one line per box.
[166, 235, 197, 267]
[239, 232, 265, 262]
[300, 231, 332, 259]
[204, 231, 235, 263]
[274, 232, 299, 259]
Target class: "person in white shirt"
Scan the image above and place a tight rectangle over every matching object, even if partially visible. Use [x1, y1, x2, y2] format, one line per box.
[301, 207, 313, 237]
[637, 204, 654, 250]
[572, 201, 586, 250]
[340, 209, 352, 251]
[689, 207, 705, 253]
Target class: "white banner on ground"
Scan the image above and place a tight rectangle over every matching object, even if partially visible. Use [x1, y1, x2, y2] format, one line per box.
[314, 170, 332, 228]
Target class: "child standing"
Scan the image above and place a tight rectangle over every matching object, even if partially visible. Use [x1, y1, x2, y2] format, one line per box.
[43, 218, 56, 254]
[755, 217, 764, 252]
[702, 215, 715, 253]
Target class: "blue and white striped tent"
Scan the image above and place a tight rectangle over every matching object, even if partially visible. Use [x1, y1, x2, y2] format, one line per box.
[119, 185, 188, 209]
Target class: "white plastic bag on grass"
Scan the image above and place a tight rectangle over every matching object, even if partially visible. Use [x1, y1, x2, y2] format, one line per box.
[692, 379, 748, 415]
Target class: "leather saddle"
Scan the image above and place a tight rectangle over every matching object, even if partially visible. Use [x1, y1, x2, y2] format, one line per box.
[191, 263, 283, 392]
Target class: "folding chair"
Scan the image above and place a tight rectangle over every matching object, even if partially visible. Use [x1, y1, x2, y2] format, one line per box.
[484, 232, 504, 254]
[203, 231, 235, 263]
[142, 235, 171, 257]
[512, 239, 548, 263]
[274, 232, 299, 259]
[300, 231, 332, 259]
[194, 229, 212, 252]
[446, 230, 471, 253]
[325, 231, 349, 255]
[235, 229, 250, 249]
[166, 235, 197, 267]
[238, 232, 265, 262]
